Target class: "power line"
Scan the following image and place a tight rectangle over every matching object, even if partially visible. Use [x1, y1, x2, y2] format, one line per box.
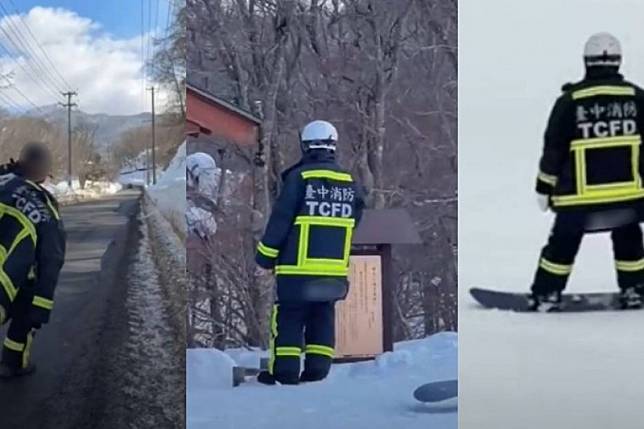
[5, 0, 72, 91]
[0, 3, 65, 100]
[165, 0, 174, 40]
[0, 2, 66, 94]
[154, 0, 160, 47]
[8, 84, 41, 112]
[0, 38, 60, 105]
[145, 0, 154, 88]
[0, 72, 37, 109]
[0, 88, 25, 113]
[0, 38, 62, 103]
[141, 0, 146, 112]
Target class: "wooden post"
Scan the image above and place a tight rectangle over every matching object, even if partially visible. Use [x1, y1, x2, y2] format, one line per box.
[380, 243, 394, 352]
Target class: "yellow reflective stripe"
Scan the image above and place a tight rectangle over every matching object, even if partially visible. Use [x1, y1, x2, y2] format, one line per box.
[305, 344, 334, 357]
[343, 229, 353, 264]
[585, 181, 639, 191]
[275, 346, 302, 357]
[0, 268, 17, 301]
[288, 216, 355, 276]
[295, 216, 355, 228]
[537, 171, 558, 186]
[553, 135, 644, 207]
[297, 223, 310, 267]
[257, 242, 279, 258]
[0, 304, 6, 326]
[23, 330, 34, 369]
[303, 258, 348, 266]
[552, 189, 644, 206]
[25, 180, 60, 220]
[570, 135, 641, 150]
[572, 85, 635, 99]
[301, 170, 353, 182]
[539, 258, 573, 276]
[3, 338, 24, 352]
[275, 266, 348, 276]
[0, 203, 36, 245]
[275, 346, 302, 353]
[268, 305, 278, 375]
[32, 295, 54, 310]
[44, 195, 60, 221]
[616, 259, 644, 272]
[8, 228, 31, 256]
[0, 244, 6, 263]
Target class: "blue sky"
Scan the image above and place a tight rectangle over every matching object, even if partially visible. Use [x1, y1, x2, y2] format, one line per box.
[12, 0, 171, 39]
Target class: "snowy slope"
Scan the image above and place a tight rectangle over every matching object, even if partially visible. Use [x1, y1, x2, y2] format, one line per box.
[147, 142, 186, 237]
[459, 1, 644, 428]
[187, 333, 458, 429]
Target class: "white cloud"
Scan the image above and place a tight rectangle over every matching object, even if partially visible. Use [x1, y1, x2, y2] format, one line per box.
[0, 6, 169, 115]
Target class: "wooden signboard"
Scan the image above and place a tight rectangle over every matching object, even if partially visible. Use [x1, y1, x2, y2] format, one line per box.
[335, 255, 384, 359]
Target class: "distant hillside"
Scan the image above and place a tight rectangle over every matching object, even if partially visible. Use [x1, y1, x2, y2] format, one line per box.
[26, 105, 152, 152]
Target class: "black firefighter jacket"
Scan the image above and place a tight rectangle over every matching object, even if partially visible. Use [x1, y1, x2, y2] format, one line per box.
[536, 68, 644, 213]
[0, 173, 66, 324]
[255, 152, 365, 301]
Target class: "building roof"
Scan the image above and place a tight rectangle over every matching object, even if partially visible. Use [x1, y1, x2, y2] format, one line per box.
[187, 83, 262, 125]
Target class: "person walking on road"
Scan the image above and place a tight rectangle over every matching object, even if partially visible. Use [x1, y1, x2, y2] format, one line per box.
[0, 142, 66, 378]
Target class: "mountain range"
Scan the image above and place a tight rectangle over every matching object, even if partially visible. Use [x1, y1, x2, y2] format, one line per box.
[26, 105, 152, 152]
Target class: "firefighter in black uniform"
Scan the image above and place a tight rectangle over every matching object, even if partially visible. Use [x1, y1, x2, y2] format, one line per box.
[0, 142, 66, 377]
[531, 32, 644, 311]
[255, 120, 365, 385]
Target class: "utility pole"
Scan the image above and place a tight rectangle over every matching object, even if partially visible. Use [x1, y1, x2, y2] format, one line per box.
[60, 91, 78, 188]
[147, 86, 157, 184]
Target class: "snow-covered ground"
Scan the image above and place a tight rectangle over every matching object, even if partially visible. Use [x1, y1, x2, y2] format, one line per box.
[147, 142, 187, 237]
[101, 196, 185, 428]
[187, 333, 457, 429]
[460, 1, 644, 428]
[45, 179, 122, 203]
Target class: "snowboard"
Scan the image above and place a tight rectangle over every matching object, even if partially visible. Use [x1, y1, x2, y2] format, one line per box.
[413, 379, 458, 403]
[470, 287, 625, 312]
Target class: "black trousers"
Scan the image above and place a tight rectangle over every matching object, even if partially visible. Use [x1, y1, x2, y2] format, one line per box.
[532, 214, 644, 295]
[268, 301, 335, 382]
[1, 289, 36, 369]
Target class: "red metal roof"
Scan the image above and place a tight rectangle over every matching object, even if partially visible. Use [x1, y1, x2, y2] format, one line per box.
[186, 84, 261, 145]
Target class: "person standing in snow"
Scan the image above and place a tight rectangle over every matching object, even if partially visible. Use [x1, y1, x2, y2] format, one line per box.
[0, 142, 66, 377]
[531, 32, 644, 311]
[255, 120, 365, 385]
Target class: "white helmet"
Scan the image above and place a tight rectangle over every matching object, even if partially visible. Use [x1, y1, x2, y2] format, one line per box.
[300, 120, 338, 152]
[584, 32, 621, 67]
[186, 152, 216, 187]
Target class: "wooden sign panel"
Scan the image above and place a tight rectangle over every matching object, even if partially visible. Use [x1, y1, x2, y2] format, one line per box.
[335, 255, 383, 358]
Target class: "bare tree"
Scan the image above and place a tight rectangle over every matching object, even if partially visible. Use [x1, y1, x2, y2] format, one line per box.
[187, 0, 458, 349]
[151, 0, 187, 117]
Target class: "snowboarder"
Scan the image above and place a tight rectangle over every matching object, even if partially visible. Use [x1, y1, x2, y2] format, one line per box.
[0, 142, 66, 377]
[532, 32, 644, 311]
[255, 120, 365, 385]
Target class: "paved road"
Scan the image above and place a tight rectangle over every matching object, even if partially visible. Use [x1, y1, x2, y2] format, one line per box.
[0, 190, 141, 429]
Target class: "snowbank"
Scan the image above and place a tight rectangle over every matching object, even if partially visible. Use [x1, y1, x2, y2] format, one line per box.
[45, 179, 122, 204]
[147, 142, 186, 238]
[187, 349, 236, 391]
[187, 332, 457, 429]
